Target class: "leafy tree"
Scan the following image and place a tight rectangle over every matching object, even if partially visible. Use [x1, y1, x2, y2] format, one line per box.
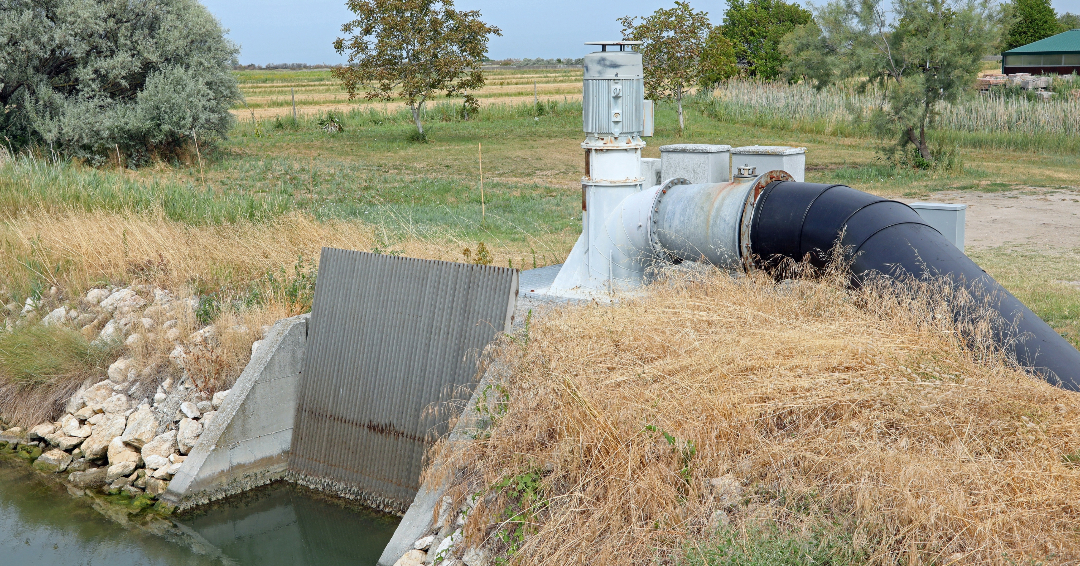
[0, 0, 240, 164]
[1004, 0, 1059, 49]
[1058, 12, 1080, 31]
[723, 0, 813, 79]
[333, 0, 501, 138]
[782, 0, 994, 166]
[619, 2, 712, 132]
[699, 26, 739, 90]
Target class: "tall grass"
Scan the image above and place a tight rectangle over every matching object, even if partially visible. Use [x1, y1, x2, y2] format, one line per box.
[0, 154, 293, 224]
[701, 79, 1080, 152]
[0, 326, 118, 427]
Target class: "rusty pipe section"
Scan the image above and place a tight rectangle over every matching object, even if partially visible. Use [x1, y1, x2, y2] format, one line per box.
[597, 171, 792, 286]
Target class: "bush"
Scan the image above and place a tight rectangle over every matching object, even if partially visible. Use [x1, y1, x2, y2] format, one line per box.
[0, 0, 241, 165]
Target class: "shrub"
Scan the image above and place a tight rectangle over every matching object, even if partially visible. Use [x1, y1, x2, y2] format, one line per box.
[0, 0, 241, 164]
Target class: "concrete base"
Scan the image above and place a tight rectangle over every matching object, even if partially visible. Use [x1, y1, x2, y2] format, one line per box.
[162, 314, 308, 510]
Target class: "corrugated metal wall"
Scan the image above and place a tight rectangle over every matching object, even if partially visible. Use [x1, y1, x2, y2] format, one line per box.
[288, 249, 517, 512]
[583, 79, 645, 136]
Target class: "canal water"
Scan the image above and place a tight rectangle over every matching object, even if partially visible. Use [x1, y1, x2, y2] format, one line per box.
[0, 458, 399, 565]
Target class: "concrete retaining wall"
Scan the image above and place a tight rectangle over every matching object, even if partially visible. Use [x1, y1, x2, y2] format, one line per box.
[163, 314, 308, 510]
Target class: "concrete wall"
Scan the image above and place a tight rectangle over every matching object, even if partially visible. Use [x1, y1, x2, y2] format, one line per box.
[163, 314, 308, 510]
[660, 144, 732, 184]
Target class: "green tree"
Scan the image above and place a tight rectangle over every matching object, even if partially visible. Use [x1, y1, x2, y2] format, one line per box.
[0, 0, 240, 164]
[333, 0, 501, 138]
[1058, 12, 1080, 31]
[699, 27, 739, 90]
[723, 0, 813, 79]
[1004, 0, 1059, 49]
[782, 0, 995, 165]
[619, 2, 712, 132]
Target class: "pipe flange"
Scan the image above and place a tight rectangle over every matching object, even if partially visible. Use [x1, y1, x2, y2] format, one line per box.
[739, 170, 794, 271]
[648, 177, 691, 260]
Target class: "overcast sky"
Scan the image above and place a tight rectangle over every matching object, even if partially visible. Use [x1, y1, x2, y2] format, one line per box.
[199, 0, 1080, 65]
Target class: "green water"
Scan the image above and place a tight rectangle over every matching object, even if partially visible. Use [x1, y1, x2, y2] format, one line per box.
[0, 459, 400, 565]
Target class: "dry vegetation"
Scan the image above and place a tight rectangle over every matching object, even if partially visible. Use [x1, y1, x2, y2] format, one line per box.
[429, 269, 1080, 565]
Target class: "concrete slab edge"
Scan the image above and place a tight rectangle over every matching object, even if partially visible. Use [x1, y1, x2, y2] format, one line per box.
[162, 314, 309, 511]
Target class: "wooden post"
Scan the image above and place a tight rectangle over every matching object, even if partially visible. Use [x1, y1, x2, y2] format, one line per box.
[534, 80, 537, 106]
[292, 88, 297, 120]
[479, 142, 485, 222]
[192, 129, 204, 185]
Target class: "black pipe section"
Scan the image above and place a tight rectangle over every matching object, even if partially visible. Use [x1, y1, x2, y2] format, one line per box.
[749, 181, 1080, 390]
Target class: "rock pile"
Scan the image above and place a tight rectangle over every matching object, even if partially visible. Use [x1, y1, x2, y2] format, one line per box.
[0, 285, 243, 503]
[393, 496, 490, 566]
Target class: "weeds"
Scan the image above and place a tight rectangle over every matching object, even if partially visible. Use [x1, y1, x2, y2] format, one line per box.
[0, 325, 119, 427]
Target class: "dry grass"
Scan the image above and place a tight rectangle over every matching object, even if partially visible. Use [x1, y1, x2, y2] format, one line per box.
[428, 269, 1080, 565]
[0, 211, 531, 299]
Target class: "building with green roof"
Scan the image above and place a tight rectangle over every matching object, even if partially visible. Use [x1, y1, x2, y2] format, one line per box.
[1002, 29, 1080, 75]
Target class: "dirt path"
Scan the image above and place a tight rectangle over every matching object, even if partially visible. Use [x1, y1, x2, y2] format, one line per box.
[916, 189, 1080, 250]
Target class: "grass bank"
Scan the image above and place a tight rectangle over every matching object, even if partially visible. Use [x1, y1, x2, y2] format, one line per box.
[428, 270, 1080, 565]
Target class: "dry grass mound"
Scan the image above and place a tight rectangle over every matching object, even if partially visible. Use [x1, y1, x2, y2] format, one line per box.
[429, 270, 1080, 565]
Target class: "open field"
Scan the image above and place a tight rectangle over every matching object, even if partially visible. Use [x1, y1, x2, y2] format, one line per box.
[3, 68, 1080, 562]
[232, 68, 582, 118]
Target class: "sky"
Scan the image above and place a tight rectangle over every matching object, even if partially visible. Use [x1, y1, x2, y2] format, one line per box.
[199, 0, 1080, 65]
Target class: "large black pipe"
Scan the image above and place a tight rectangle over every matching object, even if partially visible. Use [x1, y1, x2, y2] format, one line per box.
[749, 181, 1080, 390]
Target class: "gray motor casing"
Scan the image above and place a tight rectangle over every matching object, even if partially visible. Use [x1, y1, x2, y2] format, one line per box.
[582, 48, 645, 137]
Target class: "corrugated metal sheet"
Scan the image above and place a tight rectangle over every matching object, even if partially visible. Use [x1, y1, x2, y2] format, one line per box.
[289, 249, 518, 512]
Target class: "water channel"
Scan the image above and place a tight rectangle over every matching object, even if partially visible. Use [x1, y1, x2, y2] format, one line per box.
[0, 458, 400, 565]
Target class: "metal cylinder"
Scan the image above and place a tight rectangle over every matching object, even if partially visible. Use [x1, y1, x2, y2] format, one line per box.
[583, 42, 644, 138]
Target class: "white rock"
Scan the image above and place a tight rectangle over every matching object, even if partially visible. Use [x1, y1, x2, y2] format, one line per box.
[169, 454, 186, 465]
[107, 358, 136, 384]
[97, 320, 120, 343]
[107, 437, 141, 466]
[200, 410, 217, 428]
[163, 319, 178, 331]
[414, 535, 435, 551]
[153, 289, 173, 305]
[101, 394, 129, 414]
[177, 418, 202, 454]
[82, 414, 127, 460]
[100, 289, 145, 314]
[144, 454, 170, 470]
[462, 547, 489, 566]
[56, 436, 83, 451]
[87, 413, 104, 425]
[42, 307, 67, 326]
[393, 550, 427, 566]
[709, 474, 743, 508]
[211, 390, 230, 410]
[62, 415, 92, 438]
[28, 423, 56, 440]
[85, 288, 110, 305]
[189, 326, 215, 344]
[151, 466, 173, 479]
[105, 461, 137, 483]
[153, 392, 167, 404]
[141, 430, 177, 462]
[74, 406, 95, 421]
[251, 340, 264, 357]
[433, 530, 462, 563]
[196, 401, 212, 413]
[34, 449, 73, 473]
[124, 333, 142, 347]
[81, 381, 114, 408]
[169, 345, 186, 367]
[119, 405, 157, 449]
[180, 402, 201, 419]
[21, 297, 36, 315]
[140, 317, 155, 330]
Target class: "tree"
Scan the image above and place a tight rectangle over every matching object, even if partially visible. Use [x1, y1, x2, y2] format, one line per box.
[698, 26, 739, 90]
[1004, 0, 1059, 49]
[723, 0, 813, 79]
[1058, 12, 1080, 31]
[0, 0, 240, 164]
[333, 0, 501, 138]
[619, 2, 712, 132]
[782, 0, 994, 165]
